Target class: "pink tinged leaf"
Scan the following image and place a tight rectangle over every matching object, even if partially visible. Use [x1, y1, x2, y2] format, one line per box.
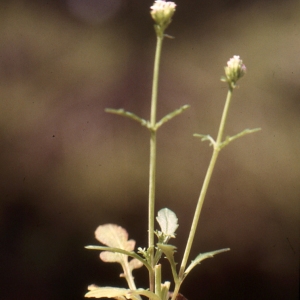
[95, 224, 137, 264]
[100, 251, 123, 263]
[95, 224, 136, 251]
[95, 224, 128, 248]
[129, 258, 143, 271]
[125, 239, 136, 252]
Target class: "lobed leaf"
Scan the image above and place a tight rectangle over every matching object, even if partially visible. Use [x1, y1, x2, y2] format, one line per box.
[84, 285, 159, 300]
[95, 224, 135, 251]
[100, 251, 123, 263]
[156, 208, 179, 238]
[94, 224, 138, 265]
[129, 258, 143, 271]
[85, 285, 130, 299]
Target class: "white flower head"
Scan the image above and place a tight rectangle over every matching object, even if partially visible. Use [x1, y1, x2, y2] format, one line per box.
[222, 55, 246, 88]
[150, 1, 176, 35]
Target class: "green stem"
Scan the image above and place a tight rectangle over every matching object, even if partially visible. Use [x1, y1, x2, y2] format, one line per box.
[172, 88, 234, 300]
[216, 88, 233, 145]
[170, 283, 182, 300]
[155, 264, 162, 298]
[148, 35, 164, 293]
[150, 36, 163, 127]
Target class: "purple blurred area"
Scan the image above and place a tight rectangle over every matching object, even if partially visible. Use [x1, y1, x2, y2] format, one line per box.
[0, 0, 299, 299]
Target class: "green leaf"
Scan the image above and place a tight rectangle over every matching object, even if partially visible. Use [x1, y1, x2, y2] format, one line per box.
[219, 128, 261, 149]
[155, 105, 190, 130]
[157, 244, 179, 283]
[105, 108, 148, 127]
[184, 248, 230, 276]
[193, 134, 216, 147]
[132, 289, 161, 300]
[156, 208, 179, 238]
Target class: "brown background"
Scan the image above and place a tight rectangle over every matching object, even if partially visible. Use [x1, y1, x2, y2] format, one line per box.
[0, 0, 299, 299]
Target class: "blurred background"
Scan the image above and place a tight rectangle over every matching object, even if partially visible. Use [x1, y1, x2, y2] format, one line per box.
[0, 0, 299, 299]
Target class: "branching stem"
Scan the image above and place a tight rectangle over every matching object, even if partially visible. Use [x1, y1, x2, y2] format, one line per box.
[172, 88, 234, 300]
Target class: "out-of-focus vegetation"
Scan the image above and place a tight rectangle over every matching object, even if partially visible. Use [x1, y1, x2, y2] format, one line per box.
[0, 0, 299, 299]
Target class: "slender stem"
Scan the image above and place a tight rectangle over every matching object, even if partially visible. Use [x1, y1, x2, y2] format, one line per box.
[150, 36, 163, 127]
[173, 87, 234, 299]
[171, 283, 182, 300]
[148, 35, 164, 292]
[216, 88, 233, 145]
[155, 264, 162, 298]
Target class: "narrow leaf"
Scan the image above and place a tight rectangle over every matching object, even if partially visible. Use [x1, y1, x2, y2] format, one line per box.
[155, 105, 190, 130]
[219, 128, 261, 149]
[156, 208, 179, 237]
[184, 248, 230, 276]
[193, 134, 216, 147]
[105, 108, 148, 127]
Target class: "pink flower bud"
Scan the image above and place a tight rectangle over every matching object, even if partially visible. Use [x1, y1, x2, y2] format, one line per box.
[222, 55, 246, 88]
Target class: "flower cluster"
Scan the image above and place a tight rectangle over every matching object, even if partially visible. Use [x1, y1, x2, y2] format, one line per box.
[150, 1, 176, 36]
[222, 55, 246, 88]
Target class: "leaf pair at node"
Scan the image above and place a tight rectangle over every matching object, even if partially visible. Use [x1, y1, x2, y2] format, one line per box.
[105, 105, 190, 132]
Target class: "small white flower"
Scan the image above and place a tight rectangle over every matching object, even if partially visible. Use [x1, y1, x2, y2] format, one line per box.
[151, 0, 176, 15]
[150, 1, 176, 34]
[222, 55, 246, 87]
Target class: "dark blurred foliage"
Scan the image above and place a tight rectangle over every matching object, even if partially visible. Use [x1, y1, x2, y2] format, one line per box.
[0, 0, 299, 299]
